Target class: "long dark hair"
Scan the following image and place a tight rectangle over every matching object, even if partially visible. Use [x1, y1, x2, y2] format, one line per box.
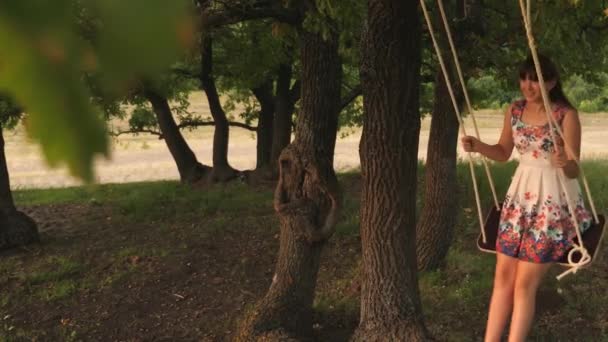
[518, 53, 573, 108]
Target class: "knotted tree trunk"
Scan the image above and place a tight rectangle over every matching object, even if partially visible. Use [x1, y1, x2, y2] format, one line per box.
[144, 89, 211, 184]
[0, 127, 38, 251]
[236, 29, 342, 341]
[352, 0, 430, 340]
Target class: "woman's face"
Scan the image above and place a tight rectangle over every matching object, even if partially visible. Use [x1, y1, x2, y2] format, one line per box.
[519, 74, 556, 103]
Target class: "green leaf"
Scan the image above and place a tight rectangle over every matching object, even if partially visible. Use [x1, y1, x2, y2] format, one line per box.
[0, 0, 194, 182]
[95, 0, 195, 90]
[0, 1, 107, 182]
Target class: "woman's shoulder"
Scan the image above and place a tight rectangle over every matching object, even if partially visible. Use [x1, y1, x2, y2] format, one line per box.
[554, 102, 578, 122]
[511, 99, 526, 106]
[508, 99, 526, 117]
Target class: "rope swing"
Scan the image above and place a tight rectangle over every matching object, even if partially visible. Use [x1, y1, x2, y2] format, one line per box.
[419, 0, 606, 280]
[419, 0, 499, 245]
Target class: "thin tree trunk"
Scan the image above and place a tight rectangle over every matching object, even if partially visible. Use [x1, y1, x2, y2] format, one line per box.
[236, 29, 342, 341]
[352, 0, 430, 340]
[200, 35, 238, 182]
[416, 70, 461, 271]
[417, 0, 473, 271]
[252, 80, 275, 170]
[144, 89, 211, 184]
[270, 64, 298, 175]
[0, 127, 38, 251]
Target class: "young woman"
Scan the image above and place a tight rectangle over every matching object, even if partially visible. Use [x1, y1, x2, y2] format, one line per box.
[461, 54, 592, 342]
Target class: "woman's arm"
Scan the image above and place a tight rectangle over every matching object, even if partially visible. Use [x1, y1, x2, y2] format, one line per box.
[552, 108, 581, 178]
[461, 105, 515, 162]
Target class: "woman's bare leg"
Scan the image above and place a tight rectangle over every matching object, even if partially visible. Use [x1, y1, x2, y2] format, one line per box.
[507, 260, 551, 342]
[485, 253, 519, 342]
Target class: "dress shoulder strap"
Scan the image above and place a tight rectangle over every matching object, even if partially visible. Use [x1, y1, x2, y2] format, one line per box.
[551, 103, 570, 125]
[510, 99, 526, 125]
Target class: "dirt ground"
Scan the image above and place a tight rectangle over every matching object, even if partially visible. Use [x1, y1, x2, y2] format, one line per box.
[5, 98, 608, 189]
[2, 175, 607, 341]
[0, 182, 363, 341]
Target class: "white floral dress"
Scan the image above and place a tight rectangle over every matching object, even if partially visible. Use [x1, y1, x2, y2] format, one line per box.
[496, 100, 592, 263]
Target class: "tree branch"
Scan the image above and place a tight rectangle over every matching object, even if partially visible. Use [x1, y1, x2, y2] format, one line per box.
[340, 84, 361, 111]
[580, 22, 608, 33]
[110, 129, 162, 137]
[170, 66, 199, 79]
[178, 119, 257, 131]
[200, 1, 301, 28]
[111, 119, 257, 139]
[289, 79, 301, 104]
[479, 0, 511, 18]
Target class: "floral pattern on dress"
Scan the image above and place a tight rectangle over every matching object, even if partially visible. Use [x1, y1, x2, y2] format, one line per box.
[495, 100, 592, 263]
[497, 194, 592, 262]
[510, 100, 564, 157]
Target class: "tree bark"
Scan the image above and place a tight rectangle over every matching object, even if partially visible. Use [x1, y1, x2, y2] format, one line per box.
[352, 0, 430, 340]
[416, 0, 474, 271]
[236, 29, 341, 341]
[144, 89, 211, 184]
[252, 79, 275, 170]
[0, 127, 38, 251]
[270, 64, 299, 175]
[200, 35, 238, 182]
[416, 70, 461, 271]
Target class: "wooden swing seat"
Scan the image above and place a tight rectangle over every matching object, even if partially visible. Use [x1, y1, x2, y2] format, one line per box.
[477, 203, 606, 267]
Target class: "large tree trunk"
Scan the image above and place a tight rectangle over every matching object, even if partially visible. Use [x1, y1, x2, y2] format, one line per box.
[252, 80, 275, 170]
[0, 128, 38, 251]
[352, 0, 430, 340]
[200, 35, 238, 182]
[144, 90, 211, 184]
[270, 64, 298, 175]
[416, 70, 461, 271]
[236, 30, 341, 341]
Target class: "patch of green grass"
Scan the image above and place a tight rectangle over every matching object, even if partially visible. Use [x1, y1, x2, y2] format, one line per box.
[0, 324, 34, 342]
[12, 186, 95, 205]
[90, 245, 170, 288]
[26, 257, 83, 285]
[419, 269, 444, 289]
[313, 294, 358, 316]
[37, 280, 78, 301]
[0, 294, 9, 308]
[114, 246, 169, 259]
[14, 180, 275, 224]
[15, 256, 86, 303]
[334, 195, 359, 237]
[99, 269, 131, 288]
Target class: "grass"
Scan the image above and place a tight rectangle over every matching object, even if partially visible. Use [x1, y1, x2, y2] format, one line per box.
[311, 160, 608, 340]
[14, 180, 273, 222]
[2, 160, 608, 340]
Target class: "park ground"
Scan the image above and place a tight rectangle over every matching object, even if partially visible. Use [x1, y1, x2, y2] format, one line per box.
[1, 165, 607, 341]
[1, 98, 607, 340]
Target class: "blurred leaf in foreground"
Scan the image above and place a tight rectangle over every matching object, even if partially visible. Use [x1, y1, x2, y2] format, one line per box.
[0, 0, 195, 182]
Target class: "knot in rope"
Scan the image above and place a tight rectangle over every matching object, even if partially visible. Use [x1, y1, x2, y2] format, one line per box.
[556, 243, 591, 280]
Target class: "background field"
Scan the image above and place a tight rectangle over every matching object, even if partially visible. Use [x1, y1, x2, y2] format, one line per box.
[6, 92, 608, 189]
